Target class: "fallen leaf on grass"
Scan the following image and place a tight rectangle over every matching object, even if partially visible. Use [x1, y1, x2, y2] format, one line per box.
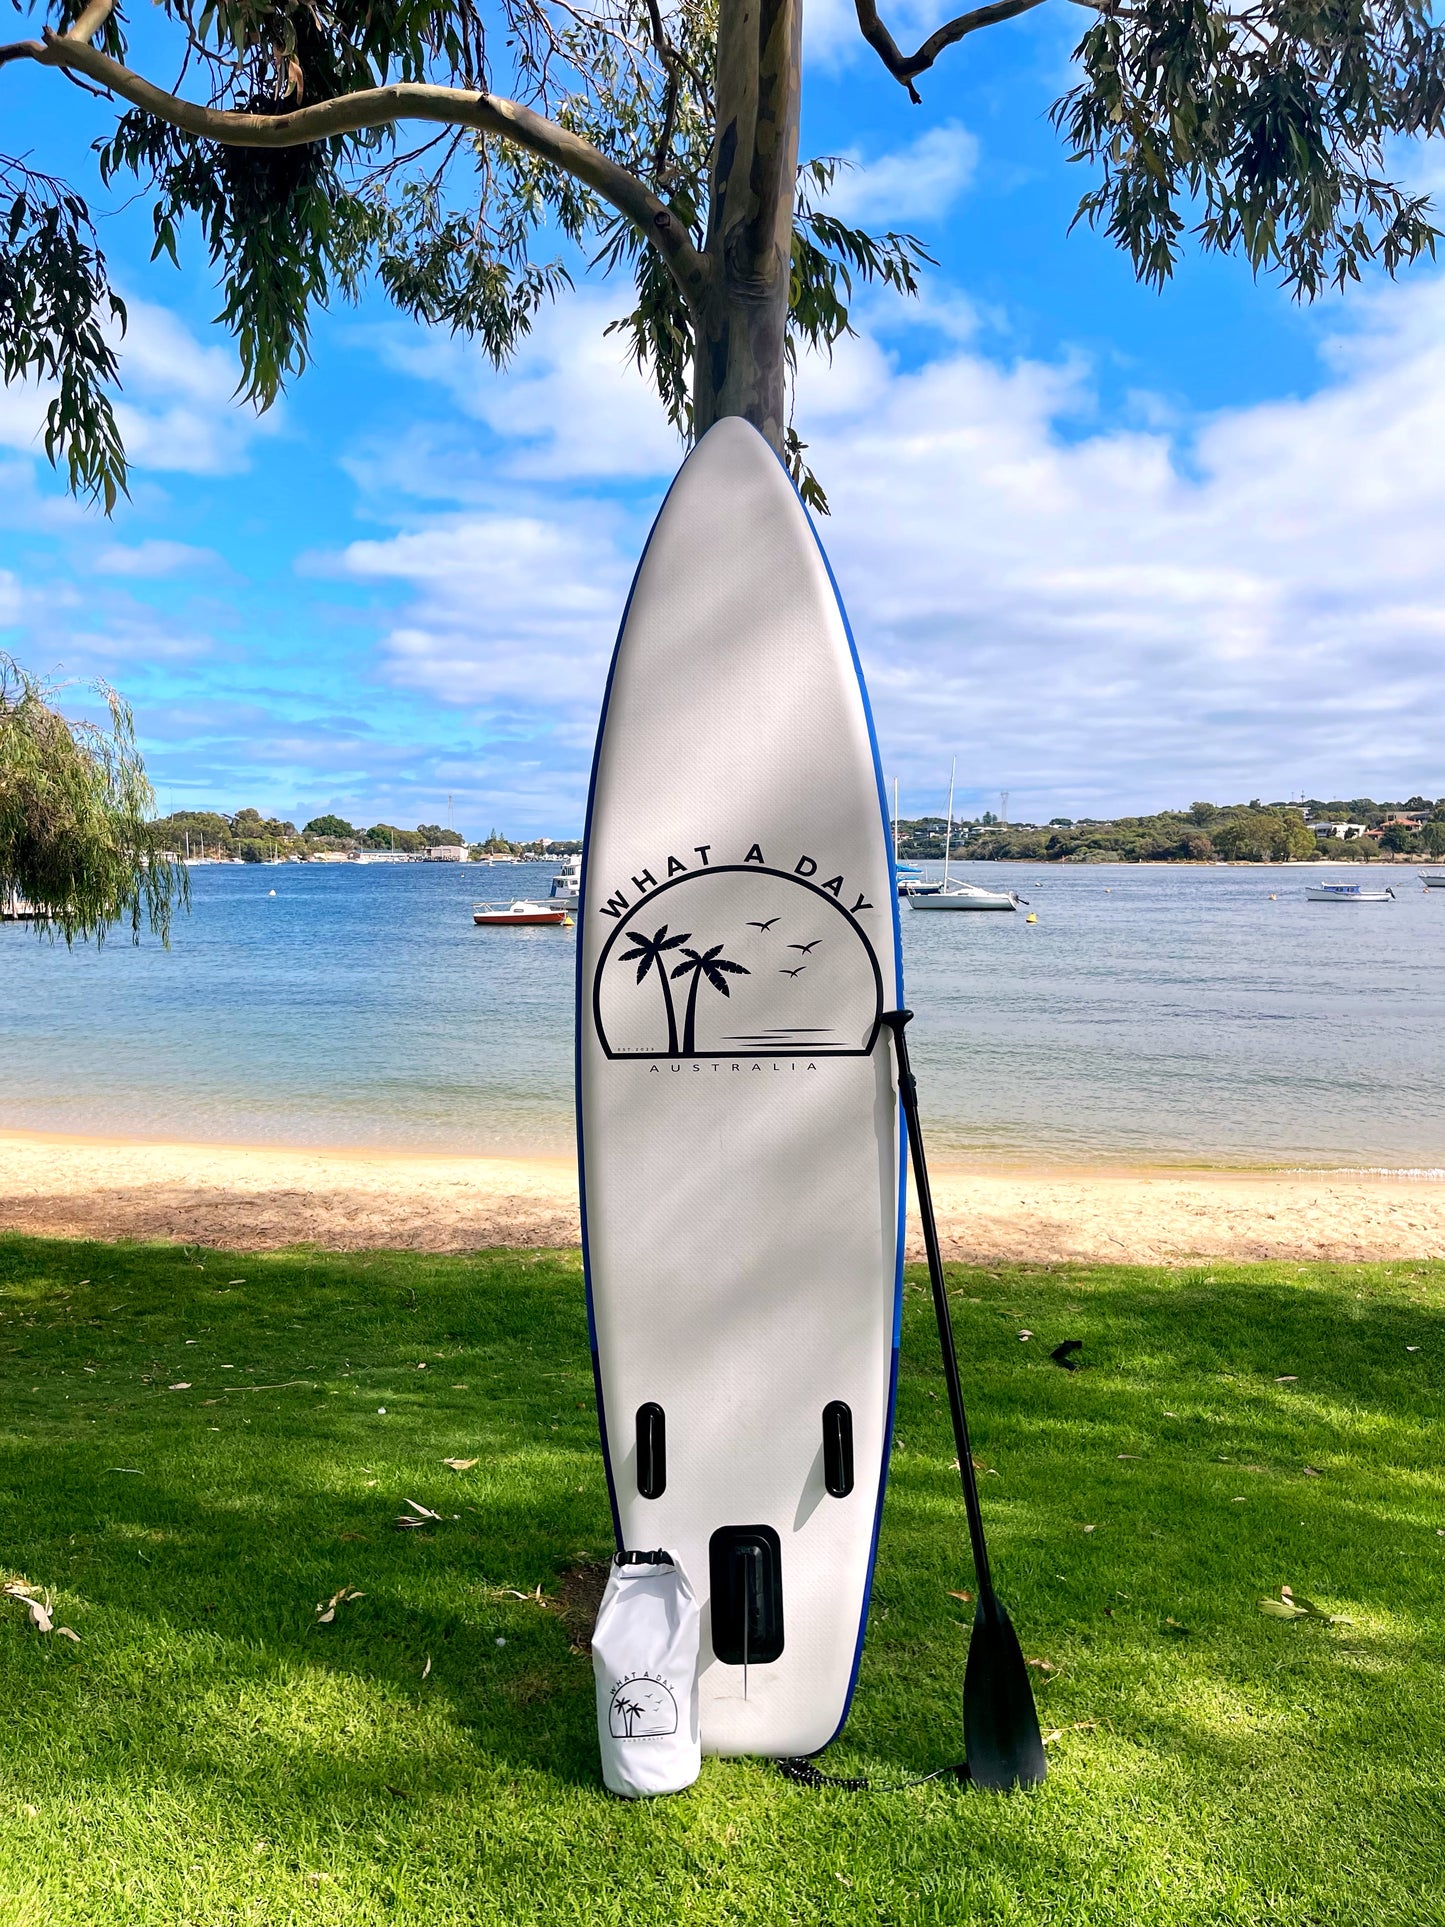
[1274, 1375, 1298, 1384]
[1042, 1722, 1098, 1746]
[947, 1590, 973, 1604]
[442, 1458, 479, 1472]
[421, 1655, 432, 1681]
[1259, 1586, 1349, 1625]
[1081, 1524, 1096, 1534]
[395, 1500, 441, 1530]
[1163, 1617, 1190, 1636]
[55, 1627, 80, 1643]
[1018, 1330, 1033, 1341]
[316, 1587, 364, 1624]
[168, 1383, 192, 1392]
[4, 1581, 53, 1632]
[1116, 1454, 1142, 1461]
[1025, 1657, 1057, 1674]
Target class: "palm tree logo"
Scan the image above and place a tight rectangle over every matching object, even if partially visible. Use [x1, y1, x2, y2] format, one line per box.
[613, 1690, 646, 1737]
[618, 924, 691, 1055]
[670, 942, 751, 1055]
[607, 1674, 679, 1737]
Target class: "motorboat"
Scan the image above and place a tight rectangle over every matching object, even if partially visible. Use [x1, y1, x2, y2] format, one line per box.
[1419, 873, 1445, 889]
[905, 760, 1024, 912]
[472, 900, 573, 926]
[549, 851, 581, 902]
[1306, 883, 1395, 902]
[897, 877, 943, 898]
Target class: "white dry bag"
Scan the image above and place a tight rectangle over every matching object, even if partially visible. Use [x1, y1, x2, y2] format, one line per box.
[592, 1549, 701, 1799]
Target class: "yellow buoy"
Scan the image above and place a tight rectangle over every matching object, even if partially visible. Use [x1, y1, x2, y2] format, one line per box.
[1025, 912, 1038, 923]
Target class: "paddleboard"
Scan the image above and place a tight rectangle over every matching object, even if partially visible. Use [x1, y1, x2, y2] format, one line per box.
[577, 418, 904, 1758]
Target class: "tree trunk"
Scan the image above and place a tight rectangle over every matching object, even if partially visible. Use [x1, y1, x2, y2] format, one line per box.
[692, 0, 802, 453]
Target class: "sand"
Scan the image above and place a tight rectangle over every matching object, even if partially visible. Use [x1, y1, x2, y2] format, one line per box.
[2, 1129, 1443, 1264]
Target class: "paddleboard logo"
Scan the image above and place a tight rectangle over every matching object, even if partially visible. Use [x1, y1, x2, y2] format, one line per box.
[607, 1672, 679, 1739]
[592, 849, 883, 1059]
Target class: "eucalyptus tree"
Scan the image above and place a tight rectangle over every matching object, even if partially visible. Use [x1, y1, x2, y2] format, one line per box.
[0, 654, 187, 943]
[2, 0, 1444, 513]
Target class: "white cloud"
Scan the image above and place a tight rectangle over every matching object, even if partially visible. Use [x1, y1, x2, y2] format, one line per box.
[798, 276, 1445, 814]
[338, 503, 634, 724]
[94, 539, 222, 578]
[824, 123, 979, 224]
[0, 297, 276, 481]
[329, 268, 1445, 824]
[364, 296, 686, 485]
[0, 567, 20, 627]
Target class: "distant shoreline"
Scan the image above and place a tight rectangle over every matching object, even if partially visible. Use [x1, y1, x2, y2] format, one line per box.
[3, 1129, 1442, 1264]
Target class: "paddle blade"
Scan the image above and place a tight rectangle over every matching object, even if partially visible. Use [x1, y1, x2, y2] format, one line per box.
[963, 1594, 1047, 1790]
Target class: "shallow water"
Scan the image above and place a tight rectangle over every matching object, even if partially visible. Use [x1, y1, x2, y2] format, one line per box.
[2, 861, 1441, 1168]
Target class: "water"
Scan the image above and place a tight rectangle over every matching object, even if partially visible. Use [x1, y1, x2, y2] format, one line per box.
[2, 862, 1442, 1169]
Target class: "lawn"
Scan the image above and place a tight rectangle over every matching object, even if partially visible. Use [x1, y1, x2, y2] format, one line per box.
[1, 1234, 1442, 1927]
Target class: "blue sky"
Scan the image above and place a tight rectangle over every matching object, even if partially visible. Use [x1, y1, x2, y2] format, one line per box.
[3, 3, 1443, 838]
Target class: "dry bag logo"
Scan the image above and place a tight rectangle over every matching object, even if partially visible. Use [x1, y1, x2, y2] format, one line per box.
[608, 1672, 679, 1739]
[591, 850, 884, 1060]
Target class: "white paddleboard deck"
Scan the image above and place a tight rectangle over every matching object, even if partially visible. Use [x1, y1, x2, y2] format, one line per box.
[578, 418, 903, 1758]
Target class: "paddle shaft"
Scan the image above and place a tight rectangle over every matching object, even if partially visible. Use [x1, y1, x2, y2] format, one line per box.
[882, 1010, 995, 1606]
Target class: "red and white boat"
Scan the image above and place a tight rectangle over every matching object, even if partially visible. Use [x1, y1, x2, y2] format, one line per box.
[472, 899, 573, 927]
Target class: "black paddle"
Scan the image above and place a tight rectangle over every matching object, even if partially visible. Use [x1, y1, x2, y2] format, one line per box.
[881, 1009, 1046, 1792]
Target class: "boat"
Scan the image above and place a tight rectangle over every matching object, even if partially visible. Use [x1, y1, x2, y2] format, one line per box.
[1306, 883, 1395, 902]
[1419, 873, 1445, 889]
[910, 880, 1026, 911]
[549, 851, 581, 903]
[472, 899, 573, 927]
[906, 761, 1025, 912]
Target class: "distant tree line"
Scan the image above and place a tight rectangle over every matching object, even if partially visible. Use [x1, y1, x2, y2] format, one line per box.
[468, 829, 582, 860]
[149, 809, 464, 860]
[897, 797, 1445, 864]
[148, 810, 583, 861]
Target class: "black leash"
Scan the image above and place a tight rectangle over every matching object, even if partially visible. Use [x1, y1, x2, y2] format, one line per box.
[775, 1757, 969, 1792]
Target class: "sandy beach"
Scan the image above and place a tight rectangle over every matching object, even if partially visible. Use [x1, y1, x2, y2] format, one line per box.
[2, 1128, 1443, 1264]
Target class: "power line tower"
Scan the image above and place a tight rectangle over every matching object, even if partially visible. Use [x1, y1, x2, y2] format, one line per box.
[999, 790, 1010, 825]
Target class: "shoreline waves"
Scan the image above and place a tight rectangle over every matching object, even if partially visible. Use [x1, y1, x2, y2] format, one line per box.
[3, 1129, 1443, 1264]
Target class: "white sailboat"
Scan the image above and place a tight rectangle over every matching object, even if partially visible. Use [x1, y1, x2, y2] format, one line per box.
[907, 761, 1025, 912]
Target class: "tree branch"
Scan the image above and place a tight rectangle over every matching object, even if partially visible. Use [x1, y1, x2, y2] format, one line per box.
[853, 0, 1049, 102]
[0, 12, 709, 306]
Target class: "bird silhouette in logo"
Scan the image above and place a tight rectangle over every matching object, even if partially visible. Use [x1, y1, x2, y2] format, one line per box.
[747, 918, 780, 931]
[788, 940, 820, 954]
[780, 965, 806, 977]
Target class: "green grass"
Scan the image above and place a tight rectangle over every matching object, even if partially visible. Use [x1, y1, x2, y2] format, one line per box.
[1, 1235, 1442, 1927]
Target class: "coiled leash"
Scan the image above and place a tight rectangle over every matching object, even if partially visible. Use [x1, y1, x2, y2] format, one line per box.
[774, 1757, 969, 1792]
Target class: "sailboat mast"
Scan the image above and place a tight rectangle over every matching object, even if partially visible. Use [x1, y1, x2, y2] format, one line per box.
[893, 779, 899, 867]
[943, 759, 956, 890]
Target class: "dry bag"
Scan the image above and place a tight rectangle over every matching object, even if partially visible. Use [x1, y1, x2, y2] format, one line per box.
[592, 1549, 700, 1798]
